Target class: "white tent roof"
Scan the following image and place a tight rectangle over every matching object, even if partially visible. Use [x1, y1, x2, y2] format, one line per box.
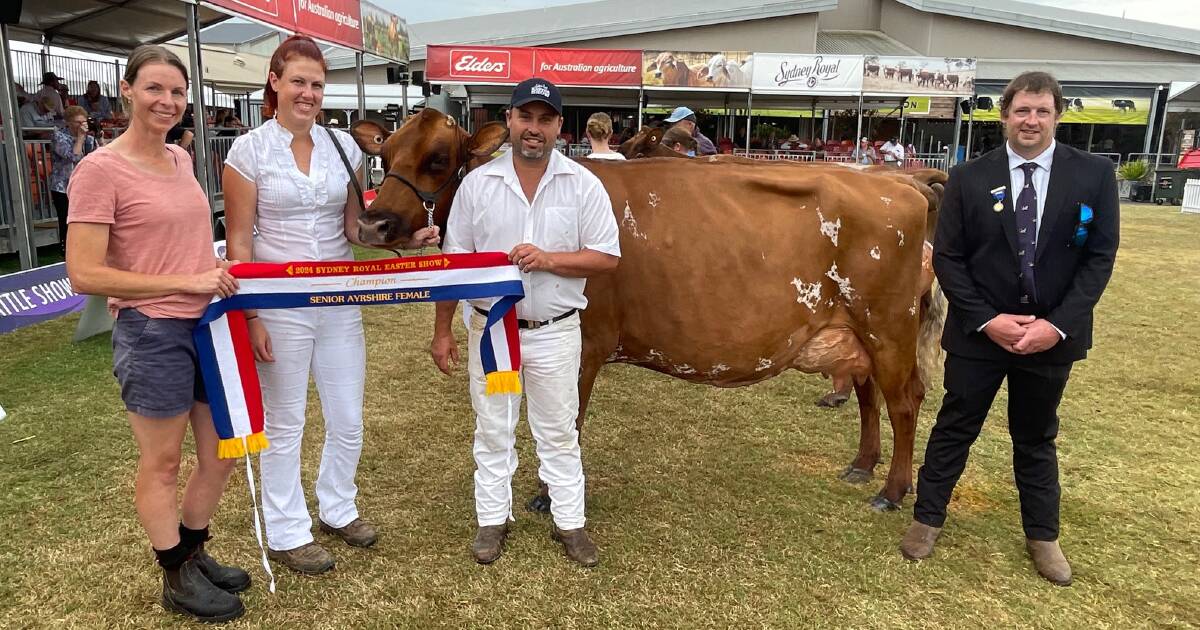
[12, 0, 229, 56]
[162, 43, 270, 93]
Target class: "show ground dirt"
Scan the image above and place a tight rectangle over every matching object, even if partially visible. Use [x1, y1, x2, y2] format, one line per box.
[0, 204, 1196, 628]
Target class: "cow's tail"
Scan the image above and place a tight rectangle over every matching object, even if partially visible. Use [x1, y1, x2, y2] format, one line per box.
[917, 279, 947, 391]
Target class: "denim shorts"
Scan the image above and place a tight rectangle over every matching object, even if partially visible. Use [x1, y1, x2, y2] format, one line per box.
[112, 308, 207, 418]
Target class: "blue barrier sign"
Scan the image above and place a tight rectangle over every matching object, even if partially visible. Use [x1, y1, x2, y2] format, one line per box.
[0, 263, 86, 335]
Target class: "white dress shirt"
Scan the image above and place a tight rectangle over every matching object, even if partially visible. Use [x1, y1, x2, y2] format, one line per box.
[443, 148, 621, 322]
[1006, 139, 1055, 245]
[224, 119, 363, 263]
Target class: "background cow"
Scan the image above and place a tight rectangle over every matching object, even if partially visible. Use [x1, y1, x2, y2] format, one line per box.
[1112, 99, 1136, 112]
[352, 109, 947, 514]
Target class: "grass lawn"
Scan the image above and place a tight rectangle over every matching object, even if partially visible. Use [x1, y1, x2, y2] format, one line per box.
[0, 204, 1197, 628]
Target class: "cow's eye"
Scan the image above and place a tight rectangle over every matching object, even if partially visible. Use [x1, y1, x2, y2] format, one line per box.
[428, 155, 449, 171]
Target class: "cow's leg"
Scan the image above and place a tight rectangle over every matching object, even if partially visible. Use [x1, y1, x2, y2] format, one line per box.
[527, 337, 612, 514]
[839, 376, 881, 485]
[816, 376, 852, 408]
[869, 360, 924, 512]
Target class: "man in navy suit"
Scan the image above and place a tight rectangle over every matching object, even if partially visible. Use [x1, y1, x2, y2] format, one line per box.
[899, 72, 1119, 586]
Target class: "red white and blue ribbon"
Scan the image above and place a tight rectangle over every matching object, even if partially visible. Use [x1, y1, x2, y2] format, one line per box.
[193, 252, 525, 460]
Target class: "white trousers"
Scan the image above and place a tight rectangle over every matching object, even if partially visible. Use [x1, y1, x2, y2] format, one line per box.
[257, 305, 366, 551]
[467, 310, 586, 530]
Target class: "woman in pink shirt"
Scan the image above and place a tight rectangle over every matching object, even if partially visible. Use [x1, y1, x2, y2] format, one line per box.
[65, 45, 247, 623]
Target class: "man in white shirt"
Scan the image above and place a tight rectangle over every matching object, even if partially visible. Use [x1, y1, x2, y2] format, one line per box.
[880, 136, 904, 167]
[19, 96, 56, 134]
[431, 78, 621, 567]
[34, 72, 66, 118]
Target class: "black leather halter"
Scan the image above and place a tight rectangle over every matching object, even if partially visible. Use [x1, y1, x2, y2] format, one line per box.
[382, 163, 468, 229]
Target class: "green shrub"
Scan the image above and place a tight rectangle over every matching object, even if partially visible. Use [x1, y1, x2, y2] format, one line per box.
[1117, 160, 1151, 182]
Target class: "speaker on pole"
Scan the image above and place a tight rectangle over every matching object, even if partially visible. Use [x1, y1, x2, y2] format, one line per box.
[1, 0, 23, 25]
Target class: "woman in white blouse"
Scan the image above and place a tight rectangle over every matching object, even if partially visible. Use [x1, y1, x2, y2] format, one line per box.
[222, 35, 437, 575]
[583, 112, 625, 160]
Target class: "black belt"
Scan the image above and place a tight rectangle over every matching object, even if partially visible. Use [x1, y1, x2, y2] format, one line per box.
[473, 306, 578, 330]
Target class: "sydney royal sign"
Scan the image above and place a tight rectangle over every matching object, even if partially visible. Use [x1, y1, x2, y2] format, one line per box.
[751, 53, 864, 95]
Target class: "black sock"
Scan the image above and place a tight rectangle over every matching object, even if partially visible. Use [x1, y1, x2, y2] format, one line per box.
[154, 540, 192, 571]
[179, 523, 210, 553]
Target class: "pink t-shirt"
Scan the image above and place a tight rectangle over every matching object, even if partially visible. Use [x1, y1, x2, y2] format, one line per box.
[67, 144, 216, 319]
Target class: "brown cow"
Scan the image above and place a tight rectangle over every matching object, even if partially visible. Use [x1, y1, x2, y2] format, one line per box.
[647, 52, 693, 87]
[352, 109, 945, 512]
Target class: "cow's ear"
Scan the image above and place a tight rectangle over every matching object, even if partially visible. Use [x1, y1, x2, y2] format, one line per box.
[351, 120, 390, 156]
[467, 122, 509, 158]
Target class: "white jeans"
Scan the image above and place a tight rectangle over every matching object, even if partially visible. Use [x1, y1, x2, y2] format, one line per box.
[467, 310, 586, 530]
[257, 305, 366, 551]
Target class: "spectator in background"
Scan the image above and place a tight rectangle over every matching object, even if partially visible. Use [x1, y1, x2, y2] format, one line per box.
[662, 126, 698, 156]
[14, 82, 28, 107]
[167, 104, 195, 152]
[35, 72, 66, 118]
[57, 83, 76, 108]
[584, 112, 625, 160]
[80, 80, 114, 121]
[50, 105, 98, 253]
[19, 95, 56, 133]
[880, 136, 904, 167]
[664, 106, 716, 155]
[857, 137, 879, 165]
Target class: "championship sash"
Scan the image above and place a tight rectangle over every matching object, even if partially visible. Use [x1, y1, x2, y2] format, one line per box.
[193, 252, 525, 460]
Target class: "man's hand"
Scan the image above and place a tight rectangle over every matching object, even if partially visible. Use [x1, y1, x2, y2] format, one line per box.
[509, 243, 556, 273]
[430, 329, 460, 375]
[1012, 319, 1062, 355]
[983, 313, 1036, 351]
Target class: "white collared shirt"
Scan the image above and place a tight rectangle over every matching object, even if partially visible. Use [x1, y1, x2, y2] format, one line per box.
[443, 148, 621, 322]
[225, 118, 363, 263]
[1006, 139, 1055, 244]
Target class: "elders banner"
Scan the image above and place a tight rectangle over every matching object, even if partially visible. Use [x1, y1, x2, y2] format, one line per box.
[425, 45, 641, 86]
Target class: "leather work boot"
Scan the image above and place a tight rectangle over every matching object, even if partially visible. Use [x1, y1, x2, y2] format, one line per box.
[268, 542, 336, 575]
[551, 525, 599, 567]
[319, 518, 379, 548]
[1026, 539, 1072, 586]
[161, 559, 245, 623]
[192, 543, 251, 593]
[471, 524, 509, 564]
[899, 520, 943, 561]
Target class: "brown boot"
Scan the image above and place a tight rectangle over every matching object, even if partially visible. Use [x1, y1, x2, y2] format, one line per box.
[268, 542, 335, 575]
[900, 520, 942, 561]
[319, 518, 378, 548]
[1026, 539, 1072, 586]
[471, 524, 509, 564]
[551, 525, 599, 567]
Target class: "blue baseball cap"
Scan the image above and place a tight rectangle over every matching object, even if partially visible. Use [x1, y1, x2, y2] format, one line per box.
[510, 78, 562, 115]
[665, 106, 696, 122]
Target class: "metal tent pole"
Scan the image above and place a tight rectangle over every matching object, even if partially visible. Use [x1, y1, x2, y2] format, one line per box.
[637, 87, 644, 130]
[853, 91, 865, 148]
[186, 4, 214, 218]
[1, 24, 37, 269]
[1153, 95, 1171, 167]
[951, 98, 963, 165]
[355, 52, 366, 125]
[745, 92, 753, 149]
[1142, 85, 1162, 156]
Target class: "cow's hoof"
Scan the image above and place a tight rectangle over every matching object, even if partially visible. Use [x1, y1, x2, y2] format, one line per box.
[868, 493, 903, 512]
[526, 494, 552, 513]
[816, 392, 850, 408]
[838, 465, 874, 484]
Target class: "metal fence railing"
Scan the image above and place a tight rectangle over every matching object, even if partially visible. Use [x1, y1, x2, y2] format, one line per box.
[906, 152, 950, 171]
[203, 133, 243, 197]
[11, 50, 125, 99]
[1126, 152, 1176, 168]
[733, 149, 818, 161]
[1, 137, 58, 230]
[1092, 152, 1122, 167]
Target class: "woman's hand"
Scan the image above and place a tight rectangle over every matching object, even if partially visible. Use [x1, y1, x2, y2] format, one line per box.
[186, 267, 239, 298]
[403, 225, 441, 250]
[248, 318, 274, 363]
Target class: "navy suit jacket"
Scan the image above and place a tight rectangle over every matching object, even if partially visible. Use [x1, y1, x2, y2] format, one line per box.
[933, 143, 1120, 364]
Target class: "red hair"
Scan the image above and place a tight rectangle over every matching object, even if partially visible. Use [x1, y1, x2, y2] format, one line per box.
[264, 35, 327, 117]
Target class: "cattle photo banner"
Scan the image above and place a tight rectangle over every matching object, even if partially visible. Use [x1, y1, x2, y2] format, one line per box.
[194, 252, 525, 460]
[863, 56, 976, 96]
[970, 87, 1152, 125]
[642, 50, 753, 89]
[750, 53, 864, 95]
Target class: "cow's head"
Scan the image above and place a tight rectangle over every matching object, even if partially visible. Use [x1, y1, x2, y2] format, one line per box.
[617, 126, 684, 159]
[351, 108, 508, 249]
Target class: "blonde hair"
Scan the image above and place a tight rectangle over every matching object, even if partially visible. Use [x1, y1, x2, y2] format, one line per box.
[586, 112, 614, 141]
[63, 105, 88, 121]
